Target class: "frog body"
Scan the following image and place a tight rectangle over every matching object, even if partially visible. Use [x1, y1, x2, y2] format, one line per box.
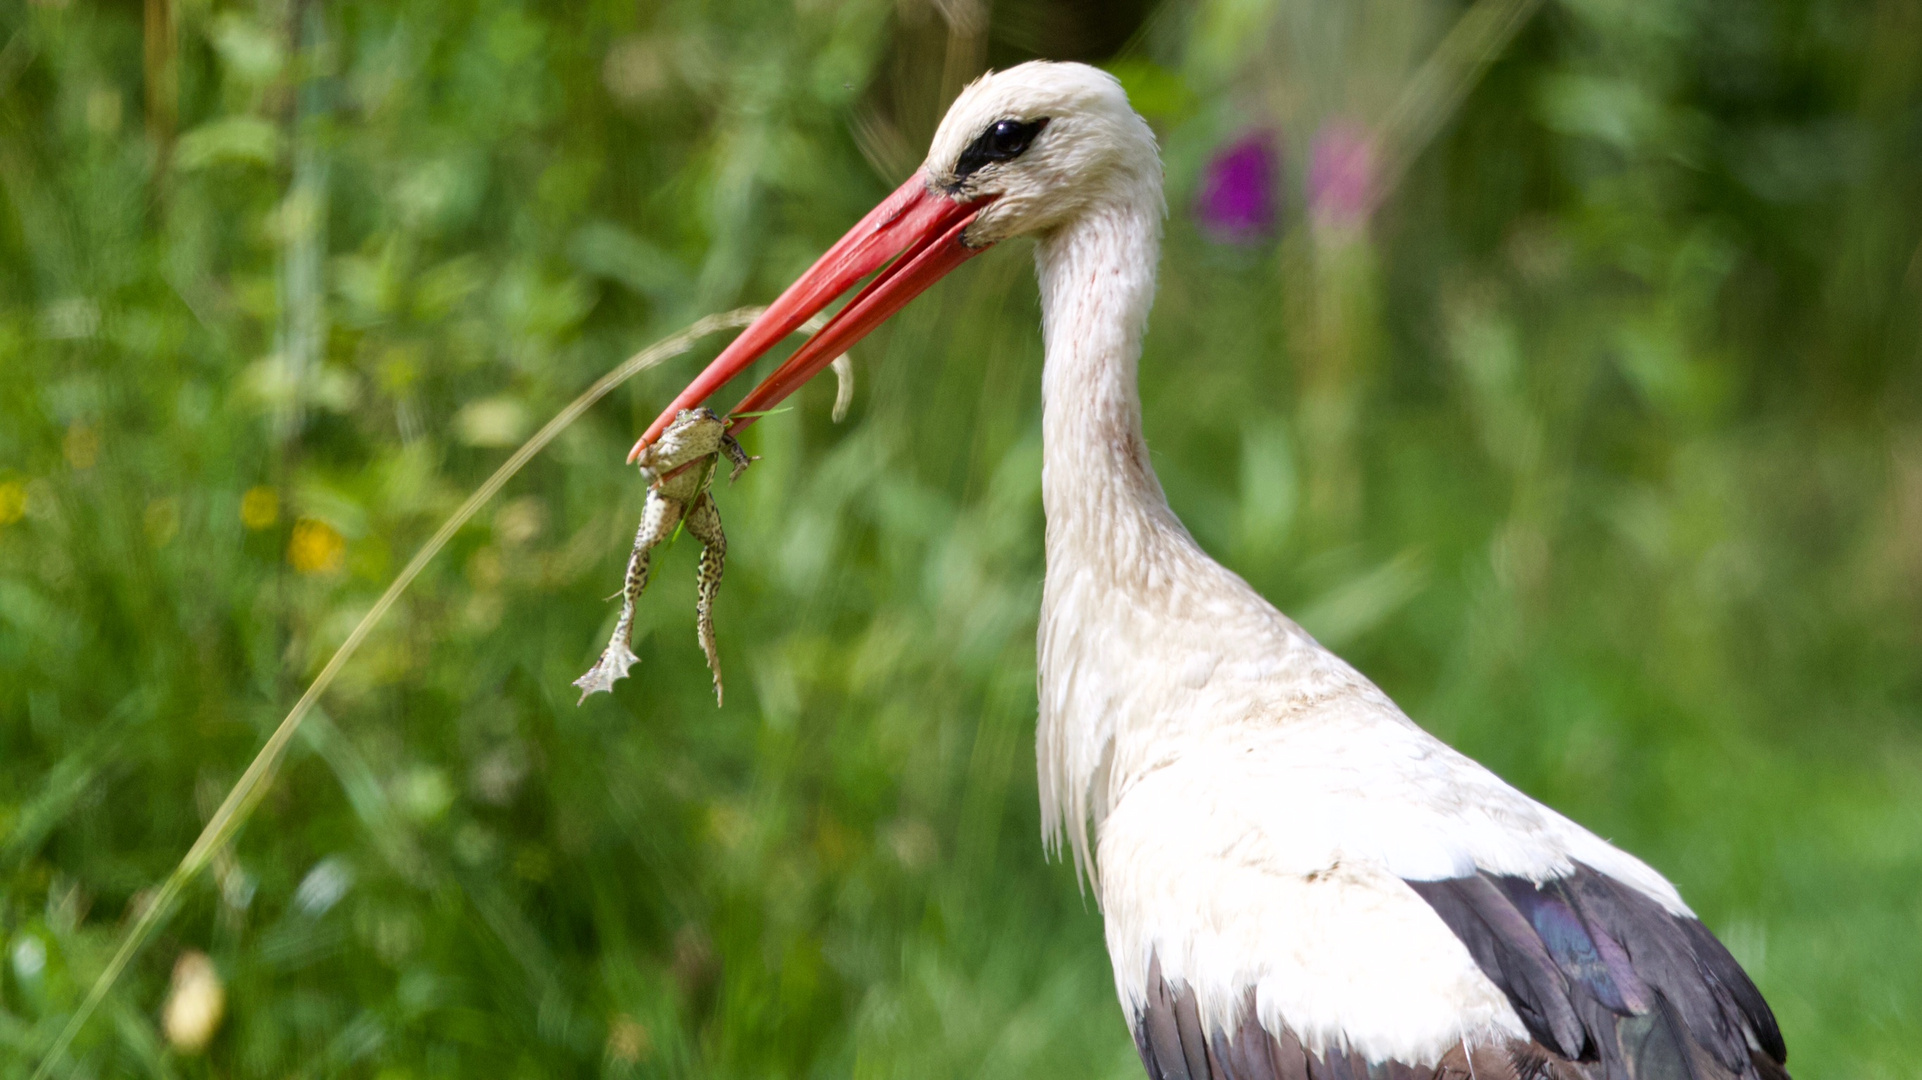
[575, 408, 752, 704]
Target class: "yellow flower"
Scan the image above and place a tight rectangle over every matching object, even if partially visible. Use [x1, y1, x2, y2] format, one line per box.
[240, 486, 279, 530]
[0, 480, 25, 526]
[288, 518, 346, 575]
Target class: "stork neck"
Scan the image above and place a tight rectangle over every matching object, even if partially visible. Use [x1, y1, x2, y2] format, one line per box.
[1029, 174, 1348, 883]
[1035, 193, 1181, 579]
[1033, 189, 1222, 881]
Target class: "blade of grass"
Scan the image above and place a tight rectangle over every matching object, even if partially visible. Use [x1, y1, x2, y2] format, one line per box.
[31, 306, 771, 1078]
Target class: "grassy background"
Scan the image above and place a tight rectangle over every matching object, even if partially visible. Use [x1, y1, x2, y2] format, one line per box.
[2, 0, 1920, 1076]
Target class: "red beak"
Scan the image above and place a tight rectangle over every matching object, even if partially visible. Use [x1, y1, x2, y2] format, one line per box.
[628, 171, 993, 462]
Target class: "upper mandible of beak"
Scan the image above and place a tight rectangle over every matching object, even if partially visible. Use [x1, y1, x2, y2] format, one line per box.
[627, 172, 992, 462]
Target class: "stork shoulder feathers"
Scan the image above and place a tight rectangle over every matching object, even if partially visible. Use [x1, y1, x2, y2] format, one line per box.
[1053, 559, 1702, 1063]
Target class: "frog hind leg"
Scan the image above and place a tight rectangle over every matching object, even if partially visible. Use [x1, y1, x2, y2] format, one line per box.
[575, 493, 684, 702]
[683, 489, 727, 705]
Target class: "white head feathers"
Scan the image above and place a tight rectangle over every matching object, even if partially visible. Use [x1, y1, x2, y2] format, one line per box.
[924, 61, 1163, 246]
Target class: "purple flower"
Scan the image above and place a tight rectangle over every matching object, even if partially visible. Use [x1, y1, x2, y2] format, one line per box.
[1196, 130, 1279, 243]
[1307, 122, 1376, 228]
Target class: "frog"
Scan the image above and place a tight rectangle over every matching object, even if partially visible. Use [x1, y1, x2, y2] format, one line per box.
[575, 407, 753, 705]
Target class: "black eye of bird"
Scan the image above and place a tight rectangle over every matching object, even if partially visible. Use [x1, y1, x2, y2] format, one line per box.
[954, 117, 1049, 181]
[987, 120, 1031, 154]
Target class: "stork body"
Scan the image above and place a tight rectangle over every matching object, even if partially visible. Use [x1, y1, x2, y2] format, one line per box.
[637, 61, 1787, 1080]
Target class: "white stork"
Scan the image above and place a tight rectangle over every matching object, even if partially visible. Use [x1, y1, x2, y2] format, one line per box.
[629, 61, 1788, 1080]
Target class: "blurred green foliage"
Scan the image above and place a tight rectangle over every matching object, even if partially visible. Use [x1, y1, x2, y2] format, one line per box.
[2, 0, 1920, 1076]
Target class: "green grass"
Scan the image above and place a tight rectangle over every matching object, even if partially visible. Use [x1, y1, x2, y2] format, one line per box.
[3, 0, 1921, 1077]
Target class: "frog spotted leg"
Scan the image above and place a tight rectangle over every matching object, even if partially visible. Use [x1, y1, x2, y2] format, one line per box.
[682, 489, 727, 705]
[574, 489, 687, 701]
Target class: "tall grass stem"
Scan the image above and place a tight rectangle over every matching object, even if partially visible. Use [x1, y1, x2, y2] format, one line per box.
[32, 306, 771, 1078]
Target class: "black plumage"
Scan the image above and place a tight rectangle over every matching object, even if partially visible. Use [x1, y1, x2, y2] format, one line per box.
[1408, 866, 1784, 1079]
[1135, 957, 1587, 1080]
[1129, 866, 1787, 1080]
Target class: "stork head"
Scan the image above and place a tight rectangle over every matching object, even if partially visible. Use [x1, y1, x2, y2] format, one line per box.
[628, 61, 1155, 460]
[926, 62, 1159, 245]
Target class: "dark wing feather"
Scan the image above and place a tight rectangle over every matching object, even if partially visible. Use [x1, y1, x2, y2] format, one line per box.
[1137, 957, 1192, 1080]
[1677, 917, 1784, 1062]
[1405, 873, 1591, 1057]
[1129, 863, 1787, 1080]
[1209, 989, 1312, 1080]
[1135, 954, 1597, 1080]
[1407, 865, 1787, 1080]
